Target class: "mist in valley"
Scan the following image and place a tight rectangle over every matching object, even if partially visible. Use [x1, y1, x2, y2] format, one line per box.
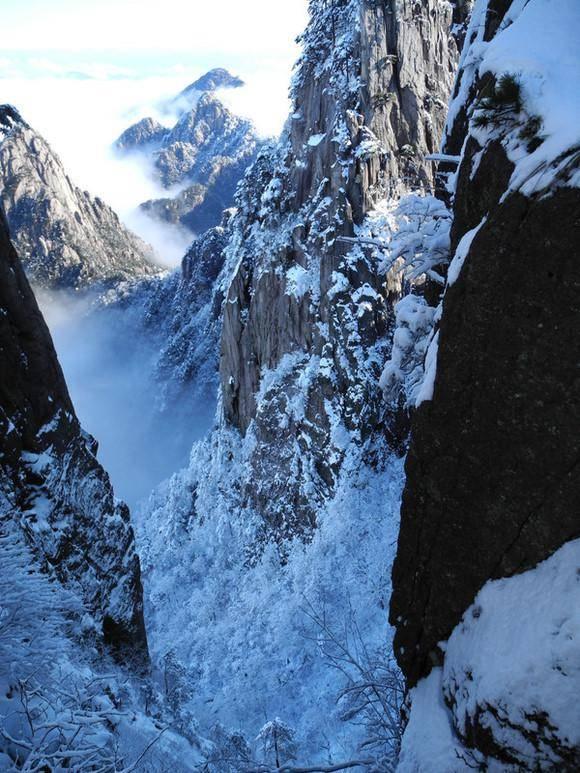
[37, 287, 216, 509]
[1, 47, 299, 508]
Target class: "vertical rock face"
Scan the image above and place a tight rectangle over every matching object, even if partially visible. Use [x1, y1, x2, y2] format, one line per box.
[217, 0, 464, 540]
[391, 0, 580, 765]
[134, 212, 231, 398]
[0, 210, 148, 663]
[0, 105, 158, 291]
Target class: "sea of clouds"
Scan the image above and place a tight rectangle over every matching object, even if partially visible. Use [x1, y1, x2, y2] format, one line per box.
[0, 50, 297, 264]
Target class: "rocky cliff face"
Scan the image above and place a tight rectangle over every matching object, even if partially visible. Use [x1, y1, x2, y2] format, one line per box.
[136, 0, 468, 757]
[0, 105, 158, 291]
[391, 0, 580, 768]
[115, 77, 260, 235]
[0, 209, 148, 663]
[218, 0, 465, 541]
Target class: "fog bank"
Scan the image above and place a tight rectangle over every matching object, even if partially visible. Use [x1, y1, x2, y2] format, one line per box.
[38, 288, 215, 509]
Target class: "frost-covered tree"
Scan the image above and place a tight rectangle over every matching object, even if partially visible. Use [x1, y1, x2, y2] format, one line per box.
[0, 524, 123, 769]
[200, 722, 253, 772]
[256, 718, 298, 769]
[302, 600, 404, 771]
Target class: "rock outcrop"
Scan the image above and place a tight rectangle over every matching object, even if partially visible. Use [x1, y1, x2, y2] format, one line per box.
[216, 0, 466, 541]
[0, 105, 158, 291]
[114, 116, 167, 152]
[115, 76, 260, 235]
[132, 1, 477, 761]
[391, 0, 580, 766]
[0, 209, 148, 663]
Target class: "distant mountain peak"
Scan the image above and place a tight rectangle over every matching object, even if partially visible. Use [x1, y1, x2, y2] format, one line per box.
[0, 106, 159, 290]
[161, 68, 245, 118]
[115, 82, 260, 236]
[185, 67, 245, 95]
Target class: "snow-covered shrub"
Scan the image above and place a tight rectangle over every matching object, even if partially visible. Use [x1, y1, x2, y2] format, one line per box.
[0, 521, 204, 771]
[352, 192, 451, 409]
[137, 435, 405, 764]
[0, 525, 122, 770]
[472, 73, 545, 153]
[379, 295, 437, 407]
[202, 723, 253, 772]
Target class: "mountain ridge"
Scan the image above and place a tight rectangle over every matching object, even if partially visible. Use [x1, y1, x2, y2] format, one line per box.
[0, 104, 159, 291]
[115, 72, 261, 235]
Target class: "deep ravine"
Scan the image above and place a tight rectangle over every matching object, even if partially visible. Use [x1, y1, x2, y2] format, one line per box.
[1, 0, 579, 770]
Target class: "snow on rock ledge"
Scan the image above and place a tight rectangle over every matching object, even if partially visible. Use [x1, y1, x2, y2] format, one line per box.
[401, 540, 580, 771]
[443, 538, 580, 768]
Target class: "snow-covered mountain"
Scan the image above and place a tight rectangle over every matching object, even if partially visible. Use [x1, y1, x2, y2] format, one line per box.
[0, 208, 147, 660]
[2, 0, 579, 769]
[135, 0, 468, 764]
[115, 70, 261, 235]
[162, 67, 245, 115]
[0, 105, 159, 291]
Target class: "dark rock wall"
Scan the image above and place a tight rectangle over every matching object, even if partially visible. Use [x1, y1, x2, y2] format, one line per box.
[391, 181, 580, 686]
[390, 0, 580, 691]
[0, 211, 148, 663]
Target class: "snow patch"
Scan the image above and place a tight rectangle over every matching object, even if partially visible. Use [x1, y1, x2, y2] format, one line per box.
[480, 0, 580, 195]
[415, 330, 439, 407]
[443, 537, 580, 765]
[307, 132, 326, 147]
[398, 669, 469, 772]
[447, 216, 487, 287]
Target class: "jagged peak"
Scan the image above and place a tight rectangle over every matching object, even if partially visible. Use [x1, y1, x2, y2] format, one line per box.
[183, 67, 244, 95]
[0, 103, 29, 139]
[173, 90, 252, 133]
[161, 68, 245, 117]
[114, 115, 168, 152]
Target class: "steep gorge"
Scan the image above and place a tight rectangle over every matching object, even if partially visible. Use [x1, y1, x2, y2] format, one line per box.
[1, 0, 578, 768]
[137, 0, 469, 761]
